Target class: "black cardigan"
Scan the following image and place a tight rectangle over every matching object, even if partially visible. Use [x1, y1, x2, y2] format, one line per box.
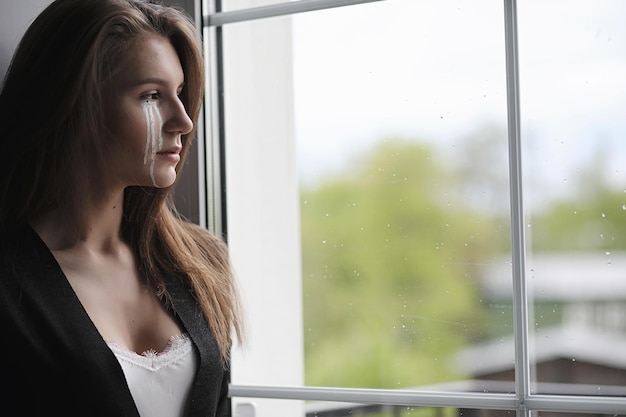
[0, 224, 230, 417]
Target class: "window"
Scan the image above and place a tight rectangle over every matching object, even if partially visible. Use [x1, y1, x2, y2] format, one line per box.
[200, 1, 626, 416]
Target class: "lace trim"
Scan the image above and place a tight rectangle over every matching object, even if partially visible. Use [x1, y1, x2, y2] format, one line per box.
[108, 334, 193, 372]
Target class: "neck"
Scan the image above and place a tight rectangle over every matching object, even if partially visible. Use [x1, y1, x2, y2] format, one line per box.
[31, 189, 126, 253]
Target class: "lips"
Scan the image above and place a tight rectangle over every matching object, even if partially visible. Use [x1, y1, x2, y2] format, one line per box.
[156, 145, 182, 162]
[157, 145, 182, 155]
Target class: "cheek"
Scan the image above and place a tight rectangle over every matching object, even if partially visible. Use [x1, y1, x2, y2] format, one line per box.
[105, 101, 143, 148]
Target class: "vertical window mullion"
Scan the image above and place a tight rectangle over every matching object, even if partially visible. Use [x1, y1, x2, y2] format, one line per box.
[503, 0, 530, 415]
[202, 0, 227, 237]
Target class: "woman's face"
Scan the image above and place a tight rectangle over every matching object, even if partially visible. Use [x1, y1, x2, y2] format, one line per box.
[105, 34, 193, 189]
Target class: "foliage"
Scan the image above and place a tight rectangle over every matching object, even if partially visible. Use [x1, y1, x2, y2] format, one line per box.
[301, 138, 508, 388]
[530, 186, 626, 252]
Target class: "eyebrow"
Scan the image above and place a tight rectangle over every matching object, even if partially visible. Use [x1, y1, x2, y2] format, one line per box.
[132, 78, 185, 89]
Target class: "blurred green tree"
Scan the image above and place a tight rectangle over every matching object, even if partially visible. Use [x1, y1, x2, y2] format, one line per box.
[530, 146, 626, 252]
[301, 138, 508, 388]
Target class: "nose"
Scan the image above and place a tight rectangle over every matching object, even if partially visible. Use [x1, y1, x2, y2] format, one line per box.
[165, 98, 194, 136]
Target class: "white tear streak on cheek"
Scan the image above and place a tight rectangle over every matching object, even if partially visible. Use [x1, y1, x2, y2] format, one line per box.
[141, 101, 164, 187]
[142, 102, 153, 165]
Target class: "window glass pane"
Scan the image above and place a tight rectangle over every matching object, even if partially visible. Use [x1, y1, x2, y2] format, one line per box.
[519, 0, 626, 392]
[295, 0, 513, 389]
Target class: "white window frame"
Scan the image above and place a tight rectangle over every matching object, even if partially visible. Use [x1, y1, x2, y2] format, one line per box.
[199, 1, 626, 416]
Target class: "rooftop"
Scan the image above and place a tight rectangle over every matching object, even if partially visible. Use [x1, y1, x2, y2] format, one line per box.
[481, 252, 626, 301]
[456, 324, 626, 376]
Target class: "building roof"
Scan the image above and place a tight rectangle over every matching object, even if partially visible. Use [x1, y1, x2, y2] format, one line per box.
[456, 325, 626, 376]
[481, 252, 626, 301]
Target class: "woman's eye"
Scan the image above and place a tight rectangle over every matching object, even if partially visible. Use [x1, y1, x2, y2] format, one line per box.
[142, 92, 160, 101]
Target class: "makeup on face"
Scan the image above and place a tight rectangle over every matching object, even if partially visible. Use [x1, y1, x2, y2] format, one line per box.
[142, 100, 163, 187]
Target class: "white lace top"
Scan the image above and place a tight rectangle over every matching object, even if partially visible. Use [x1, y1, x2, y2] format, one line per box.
[108, 334, 198, 417]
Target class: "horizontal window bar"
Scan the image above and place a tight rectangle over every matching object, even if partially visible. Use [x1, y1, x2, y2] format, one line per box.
[525, 395, 626, 415]
[230, 385, 626, 414]
[229, 385, 518, 411]
[205, 0, 384, 26]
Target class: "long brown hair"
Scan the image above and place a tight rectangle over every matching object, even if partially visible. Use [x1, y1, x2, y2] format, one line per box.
[0, 0, 242, 364]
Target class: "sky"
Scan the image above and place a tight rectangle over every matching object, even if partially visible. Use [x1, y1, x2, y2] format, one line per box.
[290, 0, 626, 205]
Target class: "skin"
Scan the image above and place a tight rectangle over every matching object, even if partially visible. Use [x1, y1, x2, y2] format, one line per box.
[31, 34, 193, 354]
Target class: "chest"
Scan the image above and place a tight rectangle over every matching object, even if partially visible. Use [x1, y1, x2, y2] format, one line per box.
[55, 247, 185, 354]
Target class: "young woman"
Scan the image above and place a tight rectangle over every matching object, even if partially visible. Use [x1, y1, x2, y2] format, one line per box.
[0, 0, 242, 416]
